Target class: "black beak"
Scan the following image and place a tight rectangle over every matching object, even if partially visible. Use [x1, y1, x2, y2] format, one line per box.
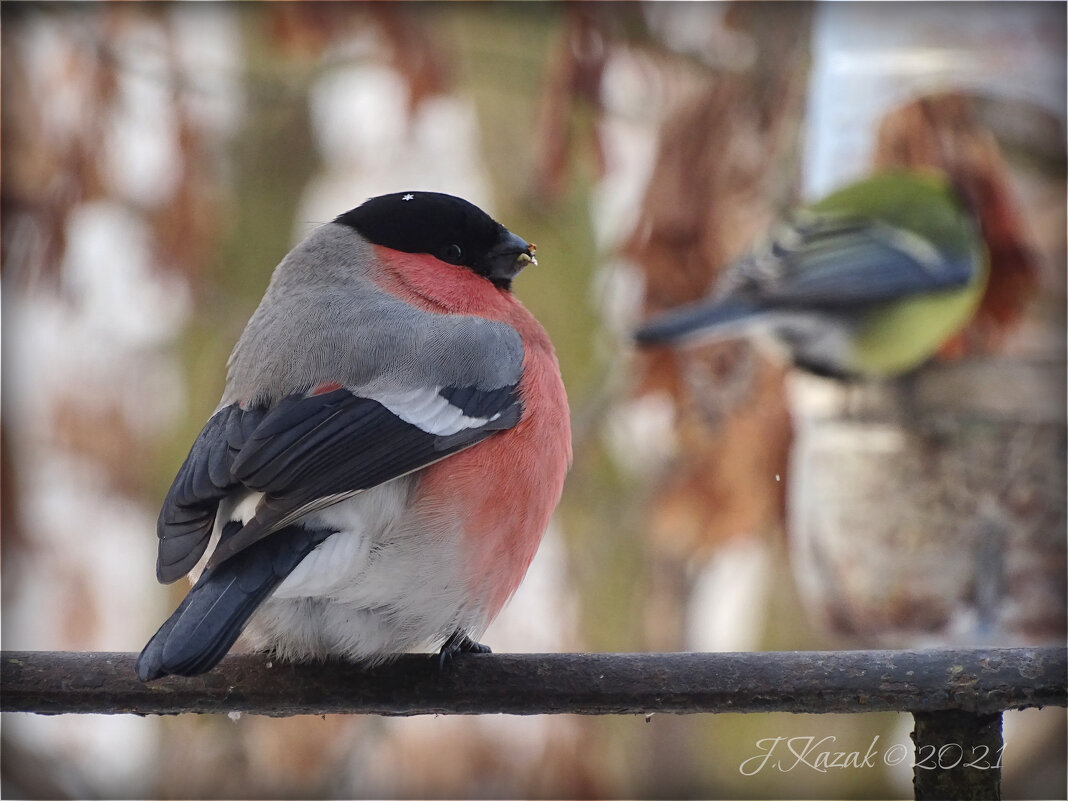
[480, 230, 537, 289]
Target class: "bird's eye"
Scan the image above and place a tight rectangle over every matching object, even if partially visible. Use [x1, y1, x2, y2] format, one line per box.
[439, 244, 464, 264]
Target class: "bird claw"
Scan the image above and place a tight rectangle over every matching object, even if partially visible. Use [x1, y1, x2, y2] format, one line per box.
[437, 630, 491, 671]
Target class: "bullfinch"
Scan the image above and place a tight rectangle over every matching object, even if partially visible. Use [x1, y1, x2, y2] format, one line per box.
[137, 192, 571, 681]
[634, 171, 987, 378]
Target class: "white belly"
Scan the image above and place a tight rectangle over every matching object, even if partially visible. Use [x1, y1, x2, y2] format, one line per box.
[228, 478, 489, 664]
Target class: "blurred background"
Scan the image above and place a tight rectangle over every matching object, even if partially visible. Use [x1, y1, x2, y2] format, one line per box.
[2, 2, 1064, 799]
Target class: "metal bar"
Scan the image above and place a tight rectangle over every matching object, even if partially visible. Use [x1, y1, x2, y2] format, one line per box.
[912, 710, 1003, 801]
[2, 646, 1064, 717]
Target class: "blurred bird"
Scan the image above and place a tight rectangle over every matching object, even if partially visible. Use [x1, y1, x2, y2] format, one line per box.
[137, 192, 571, 681]
[635, 171, 988, 378]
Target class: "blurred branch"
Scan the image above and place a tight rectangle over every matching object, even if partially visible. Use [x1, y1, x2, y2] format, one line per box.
[2, 647, 1063, 717]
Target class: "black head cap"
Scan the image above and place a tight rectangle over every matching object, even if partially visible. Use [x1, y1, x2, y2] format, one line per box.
[335, 191, 536, 290]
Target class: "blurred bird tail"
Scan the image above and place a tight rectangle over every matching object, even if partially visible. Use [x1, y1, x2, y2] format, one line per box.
[136, 522, 334, 681]
[634, 298, 763, 346]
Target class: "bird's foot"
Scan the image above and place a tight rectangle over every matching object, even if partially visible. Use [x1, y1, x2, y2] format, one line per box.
[437, 630, 491, 671]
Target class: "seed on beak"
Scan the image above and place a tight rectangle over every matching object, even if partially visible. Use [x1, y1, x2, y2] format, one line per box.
[519, 243, 538, 267]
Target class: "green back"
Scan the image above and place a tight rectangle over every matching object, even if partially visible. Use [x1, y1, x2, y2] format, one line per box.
[811, 171, 988, 376]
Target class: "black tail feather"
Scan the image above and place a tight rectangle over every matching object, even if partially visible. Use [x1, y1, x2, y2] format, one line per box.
[137, 522, 334, 681]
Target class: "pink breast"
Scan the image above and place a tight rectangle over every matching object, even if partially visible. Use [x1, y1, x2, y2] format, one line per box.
[371, 245, 573, 618]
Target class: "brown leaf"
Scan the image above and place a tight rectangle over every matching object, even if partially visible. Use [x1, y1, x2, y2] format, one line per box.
[627, 3, 812, 550]
[873, 94, 1041, 355]
[369, 4, 451, 112]
[531, 6, 610, 201]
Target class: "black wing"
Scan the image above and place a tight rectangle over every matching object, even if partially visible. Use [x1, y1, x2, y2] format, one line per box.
[635, 215, 979, 346]
[156, 404, 267, 582]
[156, 385, 521, 583]
[740, 215, 978, 308]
